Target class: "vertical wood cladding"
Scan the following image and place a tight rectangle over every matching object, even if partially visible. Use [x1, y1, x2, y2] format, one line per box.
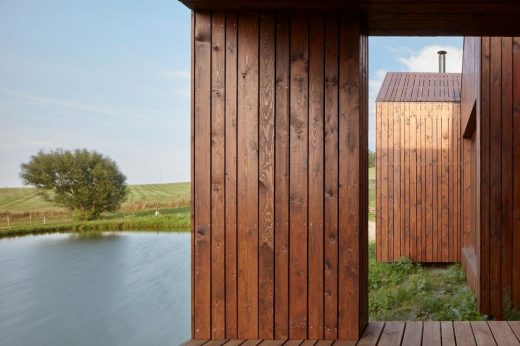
[376, 101, 462, 263]
[462, 36, 520, 318]
[192, 12, 368, 340]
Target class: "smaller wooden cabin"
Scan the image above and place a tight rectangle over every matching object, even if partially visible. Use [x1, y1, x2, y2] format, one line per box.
[376, 72, 462, 263]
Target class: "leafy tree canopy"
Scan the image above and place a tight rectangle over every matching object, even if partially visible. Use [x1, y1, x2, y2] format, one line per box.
[20, 149, 128, 220]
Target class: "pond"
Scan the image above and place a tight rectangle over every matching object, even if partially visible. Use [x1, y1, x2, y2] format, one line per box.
[0, 232, 191, 346]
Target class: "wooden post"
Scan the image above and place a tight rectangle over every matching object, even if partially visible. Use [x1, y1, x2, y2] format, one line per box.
[7, 216, 9, 227]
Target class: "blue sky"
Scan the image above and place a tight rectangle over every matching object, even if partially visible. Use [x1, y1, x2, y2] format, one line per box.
[0, 0, 462, 187]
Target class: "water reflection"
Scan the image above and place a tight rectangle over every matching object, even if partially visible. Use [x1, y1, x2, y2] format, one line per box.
[0, 232, 191, 346]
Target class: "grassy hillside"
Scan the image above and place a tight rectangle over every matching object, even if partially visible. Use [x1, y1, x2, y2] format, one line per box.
[0, 182, 191, 213]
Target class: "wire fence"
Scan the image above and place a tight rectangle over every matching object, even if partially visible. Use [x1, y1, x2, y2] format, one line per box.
[0, 213, 75, 229]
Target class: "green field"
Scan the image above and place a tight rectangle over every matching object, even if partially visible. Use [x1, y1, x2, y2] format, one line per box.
[0, 182, 191, 213]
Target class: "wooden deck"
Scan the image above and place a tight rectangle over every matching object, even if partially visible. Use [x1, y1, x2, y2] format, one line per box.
[181, 321, 520, 345]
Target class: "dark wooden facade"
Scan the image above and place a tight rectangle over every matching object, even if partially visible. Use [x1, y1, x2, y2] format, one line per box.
[461, 36, 520, 318]
[192, 12, 368, 340]
[376, 73, 462, 263]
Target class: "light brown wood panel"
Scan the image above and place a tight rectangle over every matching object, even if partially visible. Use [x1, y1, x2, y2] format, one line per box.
[376, 100, 462, 263]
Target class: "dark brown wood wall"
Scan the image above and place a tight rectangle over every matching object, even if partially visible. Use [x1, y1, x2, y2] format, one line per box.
[192, 11, 368, 340]
[462, 36, 520, 318]
[376, 101, 462, 263]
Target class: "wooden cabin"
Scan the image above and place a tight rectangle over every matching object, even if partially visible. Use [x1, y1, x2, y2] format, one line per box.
[376, 72, 462, 263]
[181, 0, 520, 342]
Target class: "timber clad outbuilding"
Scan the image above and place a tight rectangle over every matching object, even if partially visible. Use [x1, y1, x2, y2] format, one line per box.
[376, 73, 462, 263]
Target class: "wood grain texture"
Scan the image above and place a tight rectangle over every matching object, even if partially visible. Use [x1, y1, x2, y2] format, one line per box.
[194, 12, 212, 339]
[192, 12, 367, 340]
[289, 11, 309, 340]
[258, 12, 275, 339]
[237, 12, 259, 338]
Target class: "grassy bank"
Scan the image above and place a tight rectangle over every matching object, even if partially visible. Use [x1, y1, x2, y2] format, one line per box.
[369, 242, 480, 320]
[0, 207, 191, 238]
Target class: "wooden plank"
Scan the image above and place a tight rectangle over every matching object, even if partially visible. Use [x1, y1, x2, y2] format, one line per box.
[274, 13, 290, 340]
[258, 12, 276, 339]
[470, 321, 496, 346]
[480, 36, 491, 314]
[401, 102, 407, 260]
[205, 340, 230, 346]
[376, 102, 382, 262]
[416, 103, 423, 262]
[488, 321, 520, 345]
[378, 321, 405, 346]
[193, 12, 212, 339]
[308, 13, 325, 340]
[357, 322, 385, 346]
[410, 103, 417, 261]
[338, 18, 361, 340]
[453, 321, 476, 346]
[388, 101, 395, 261]
[432, 104, 439, 262]
[440, 321, 456, 346]
[211, 13, 226, 339]
[300, 341, 319, 346]
[240, 341, 263, 346]
[509, 321, 520, 340]
[191, 12, 196, 340]
[501, 37, 513, 305]
[237, 12, 259, 339]
[402, 321, 423, 346]
[284, 341, 303, 346]
[422, 321, 441, 346]
[223, 341, 245, 346]
[404, 102, 410, 259]
[289, 12, 309, 339]
[181, 340, 209, 346]
[315, 341, 333, 346]
[225, 12, 238, 339]
[258, 341, 285, 346]
[489, 36, 503, 317]
[425, 107, 433, 262]
[441, 105, 450, 262]
[393, 103, 401, 260]
[381, 102, 388, 261]
[513, 37, 520, 309]
[324, 14, 339, 340]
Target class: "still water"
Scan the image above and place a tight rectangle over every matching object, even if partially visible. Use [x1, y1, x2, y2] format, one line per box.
[0, 232, 191, 346]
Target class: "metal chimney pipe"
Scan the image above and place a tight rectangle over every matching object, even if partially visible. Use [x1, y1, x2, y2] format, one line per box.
[438, 50, 447, 73]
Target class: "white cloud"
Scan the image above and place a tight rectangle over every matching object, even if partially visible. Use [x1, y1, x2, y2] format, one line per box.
[160, 69, 190, 80]
[399, 45, 463, 73]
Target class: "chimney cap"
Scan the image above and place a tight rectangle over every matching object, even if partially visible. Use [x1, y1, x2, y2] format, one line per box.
[438, 50, 447, 55]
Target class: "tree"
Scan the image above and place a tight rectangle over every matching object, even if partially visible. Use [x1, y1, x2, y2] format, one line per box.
[20, 149, 128, 220]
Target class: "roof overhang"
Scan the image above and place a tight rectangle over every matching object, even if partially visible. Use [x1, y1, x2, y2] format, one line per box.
[178, 1, 520, 36]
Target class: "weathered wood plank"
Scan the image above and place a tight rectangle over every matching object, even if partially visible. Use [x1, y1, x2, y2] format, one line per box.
[237, 12, 260, 339]
[470, 321, 496, 346]
[308, 13, 325, 340]
[440, 321, 456, 346]
[225, 12, 238, 339]
[194, 12, 212, 339]
[422, 321, 441, 346]
[512, 37, 520, 309]
[489, 321, 520, 345]
[211, 13, 226, 339]
[289, 12, 309, 339]
[378, 321, 405, 346]
[274, 13, 290, 340]
[357, 321, 385, 346]
[258, 12, 276, 339]
[401, 321, 422, 346]
[338, 18, 361, 339]
[454, 321, 476, 346]
[323, 14, 339, 340]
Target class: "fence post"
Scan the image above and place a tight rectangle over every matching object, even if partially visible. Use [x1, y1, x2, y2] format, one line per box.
[30, 214, 32, 224]
[43, 217, 46, 225]
[7, 216, 9, 227]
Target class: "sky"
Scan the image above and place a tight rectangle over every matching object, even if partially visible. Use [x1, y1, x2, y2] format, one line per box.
[0, 0, 463, 187]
